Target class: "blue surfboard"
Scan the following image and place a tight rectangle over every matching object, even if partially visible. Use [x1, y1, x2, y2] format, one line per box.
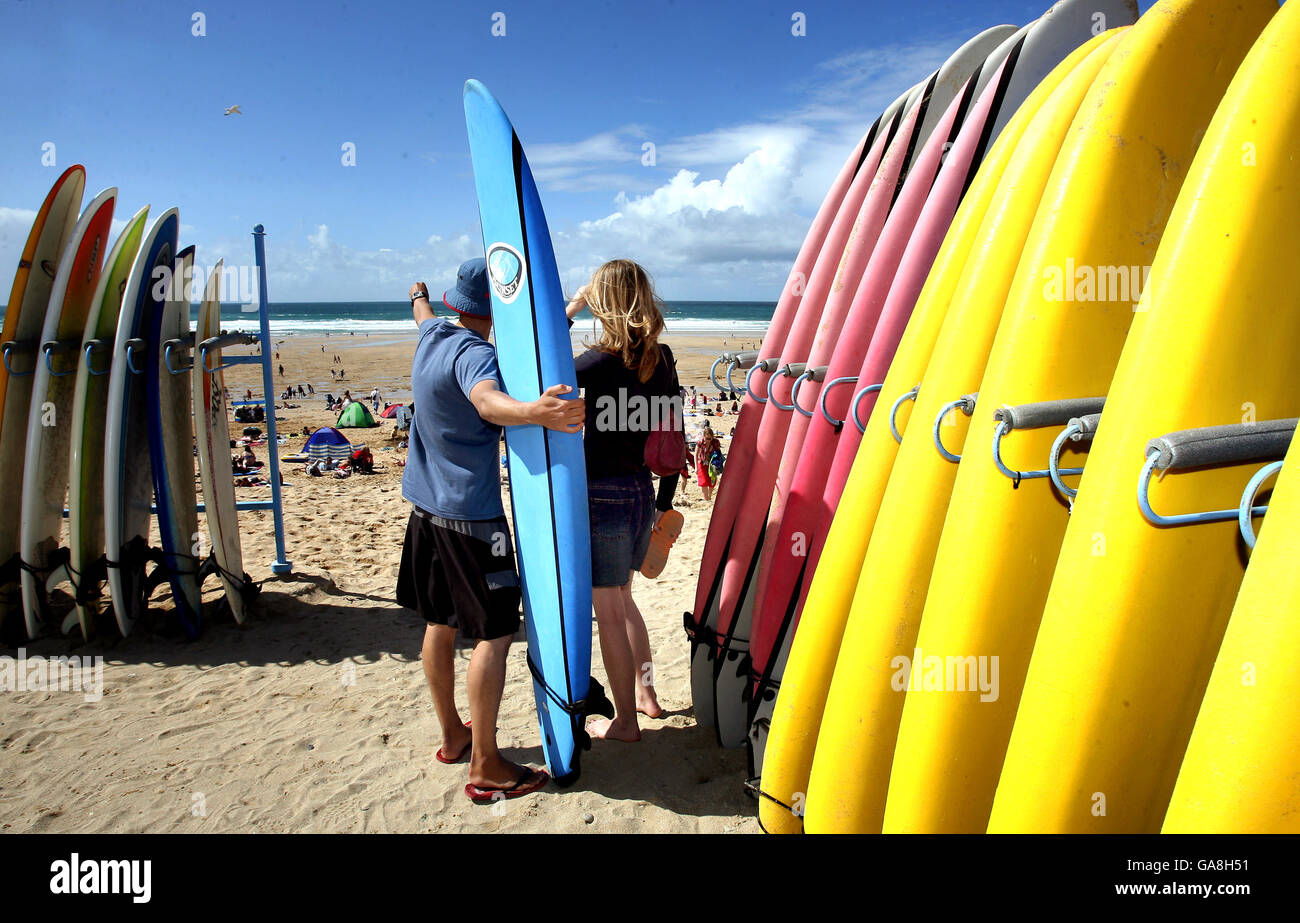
[464, 79, 610, 785]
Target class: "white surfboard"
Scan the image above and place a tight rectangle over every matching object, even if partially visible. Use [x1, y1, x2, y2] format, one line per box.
[149, 245, 202, 636]
[19, 187, 117, 638]
[193, 260, 247, 623]
[105, 208, 178, 636]
[67, 204, 150, 640]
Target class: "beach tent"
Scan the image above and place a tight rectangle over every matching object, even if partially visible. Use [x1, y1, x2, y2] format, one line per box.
[378, 403, 404, 419]
[303, 426, 355, 462]
[336, 401, 378, 428]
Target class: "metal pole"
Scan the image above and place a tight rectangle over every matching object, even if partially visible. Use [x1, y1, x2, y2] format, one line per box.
[253, 225, 292, 574]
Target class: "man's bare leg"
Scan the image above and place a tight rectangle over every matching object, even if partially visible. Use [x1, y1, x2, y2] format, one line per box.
[422, 624, 470, 756]
[466, 634, 540, 787]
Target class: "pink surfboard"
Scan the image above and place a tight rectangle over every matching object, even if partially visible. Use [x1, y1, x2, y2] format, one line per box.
[686, 100, 907, 649]
[686, 102, 906, 723]
[747, 57, 1011, 708]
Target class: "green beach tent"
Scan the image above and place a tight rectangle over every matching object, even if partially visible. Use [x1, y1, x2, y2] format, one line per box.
[336, 401, 378, 428]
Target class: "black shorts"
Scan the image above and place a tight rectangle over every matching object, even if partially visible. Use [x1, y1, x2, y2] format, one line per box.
[396, 508, 521, 641]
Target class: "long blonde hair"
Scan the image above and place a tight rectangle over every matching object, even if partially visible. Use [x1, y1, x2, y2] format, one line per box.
[584, 259, 664, 383]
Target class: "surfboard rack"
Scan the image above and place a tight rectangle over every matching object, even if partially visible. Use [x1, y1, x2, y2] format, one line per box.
[789, 365, 828, 418]
[162, 338, 194, 374]
[745, 358, 780, 404]
[1137, 417, 1297, 534]
[817, 375, 865, 429]
[888, 384, 919, 443]
[41, 339, 81, 377]
[1, 341, 36, 377]
[768, 363, 807, 412]
[83, 339, 112, 376]
[991, 396, 1104, 487]
[1048, 412, 1102, 500]
[933, 393, 978, 463]
[711, 350, 758, 395]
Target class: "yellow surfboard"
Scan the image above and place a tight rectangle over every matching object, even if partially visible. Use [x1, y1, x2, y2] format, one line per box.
[886, 0, 1276, 835]
[801, 25, 1141, 834]
[756, 31, 1120, 834]
[989, 0, 1296, 833]
[1164, 443, 1300, 833]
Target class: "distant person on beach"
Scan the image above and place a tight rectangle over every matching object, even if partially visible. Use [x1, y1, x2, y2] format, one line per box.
[696, 423, 721, 501]
[401, 258, 584, 803]
[565, 259, 681, 743]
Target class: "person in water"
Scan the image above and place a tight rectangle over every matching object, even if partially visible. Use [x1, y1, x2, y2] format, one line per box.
[566, 259, 681, 742]
[402, 258, 585, 803]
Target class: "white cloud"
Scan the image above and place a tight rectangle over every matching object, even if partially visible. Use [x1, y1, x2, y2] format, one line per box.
[539, 30, 971, 299]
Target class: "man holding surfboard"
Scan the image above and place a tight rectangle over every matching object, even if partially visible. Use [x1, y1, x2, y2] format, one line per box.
[401, 259, 584, 804]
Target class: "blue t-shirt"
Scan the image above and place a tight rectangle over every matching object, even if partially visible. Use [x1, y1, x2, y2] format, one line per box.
[401, 318, 505, 520]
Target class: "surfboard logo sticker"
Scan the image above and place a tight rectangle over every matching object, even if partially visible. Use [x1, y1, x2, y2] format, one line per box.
[486, 242, 524, 305]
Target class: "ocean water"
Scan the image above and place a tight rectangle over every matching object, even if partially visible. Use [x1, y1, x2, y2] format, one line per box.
[204, 300, 774, 339]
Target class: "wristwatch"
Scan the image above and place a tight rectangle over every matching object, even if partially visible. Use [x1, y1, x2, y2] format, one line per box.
[410, 290, 429, 305]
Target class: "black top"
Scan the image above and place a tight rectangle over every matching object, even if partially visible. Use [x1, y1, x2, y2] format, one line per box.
[575, 343, 681, 510]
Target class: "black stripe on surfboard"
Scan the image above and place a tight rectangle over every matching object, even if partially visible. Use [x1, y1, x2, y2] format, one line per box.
[917, 57, 985, 200]
[511, 132, 578, 724]
[888, 70, 939, 210]
[963, 33, 1024, 199]
[748, 551, 811, 723]
[710, 512, 767, 678]
[853, 113, 885, 176]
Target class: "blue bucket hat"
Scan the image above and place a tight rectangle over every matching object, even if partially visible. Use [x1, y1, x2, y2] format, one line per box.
[443, 257, 492, 318]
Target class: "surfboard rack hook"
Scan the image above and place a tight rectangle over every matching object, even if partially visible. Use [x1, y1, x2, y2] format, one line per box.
[744, 358, 780, 404]
[724, 350, 758, 396]
[932, 393, 977, 463]
[849, 383, 883, 434]
[818, 376, 859, 428]
[1137, 417, 1297, 529]
[1, 341, 36, 377]
[162, 338, 194, 374]
[83, 339, 112, 376]
[1239, 460, 1284, 549]
[767, 362, 807, 411]
[40, 340, 81, 377]
[991, 397, 1105, 487]
[198, 332, 262, 373]
[789, 366, 827, 418]
[709, 356, 727, 393]
[1048, 412, 1102, 500]
[889, 385, 920, 444]
[124, 338, 147, 375]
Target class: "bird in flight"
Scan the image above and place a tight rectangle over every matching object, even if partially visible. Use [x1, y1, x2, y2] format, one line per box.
[224, 105, 242, 116]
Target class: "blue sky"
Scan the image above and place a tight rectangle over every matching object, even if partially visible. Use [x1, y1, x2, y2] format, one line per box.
[3, 0, 1146, 302]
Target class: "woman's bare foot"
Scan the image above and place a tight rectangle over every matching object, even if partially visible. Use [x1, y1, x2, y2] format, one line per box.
[587, 715, 641, 742]
[636, 688, 664, 719]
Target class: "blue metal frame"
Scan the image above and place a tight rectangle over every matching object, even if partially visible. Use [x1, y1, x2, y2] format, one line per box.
[818, 375, 859, 428]
[59, 226, 293, 576]
[745, 361, 774, 404]
[932, 397, 973, 463]
[790, 370, 816, 418]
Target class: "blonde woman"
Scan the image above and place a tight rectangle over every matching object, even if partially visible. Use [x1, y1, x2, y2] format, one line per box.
[566, 260, 681, 742]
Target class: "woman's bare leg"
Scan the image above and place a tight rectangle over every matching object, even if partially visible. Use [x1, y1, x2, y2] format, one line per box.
[588, 584, 642, 742]
[621, 576, 663, 717]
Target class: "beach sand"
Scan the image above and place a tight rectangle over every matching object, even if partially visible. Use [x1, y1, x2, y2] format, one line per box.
[0, 324, 762, 834]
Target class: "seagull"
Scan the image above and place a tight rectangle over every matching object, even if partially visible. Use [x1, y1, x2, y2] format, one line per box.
[224, 105, 242, 116]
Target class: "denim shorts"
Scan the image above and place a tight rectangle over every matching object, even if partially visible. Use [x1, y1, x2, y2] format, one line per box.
[588, 473, 654, 587]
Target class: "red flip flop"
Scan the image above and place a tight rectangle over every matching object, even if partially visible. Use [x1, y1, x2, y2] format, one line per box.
[435, 720, 472, 764]
[464, 767, 550, 805]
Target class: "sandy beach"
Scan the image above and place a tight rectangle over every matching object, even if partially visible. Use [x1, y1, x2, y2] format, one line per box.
[0, 323, 762, 834]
